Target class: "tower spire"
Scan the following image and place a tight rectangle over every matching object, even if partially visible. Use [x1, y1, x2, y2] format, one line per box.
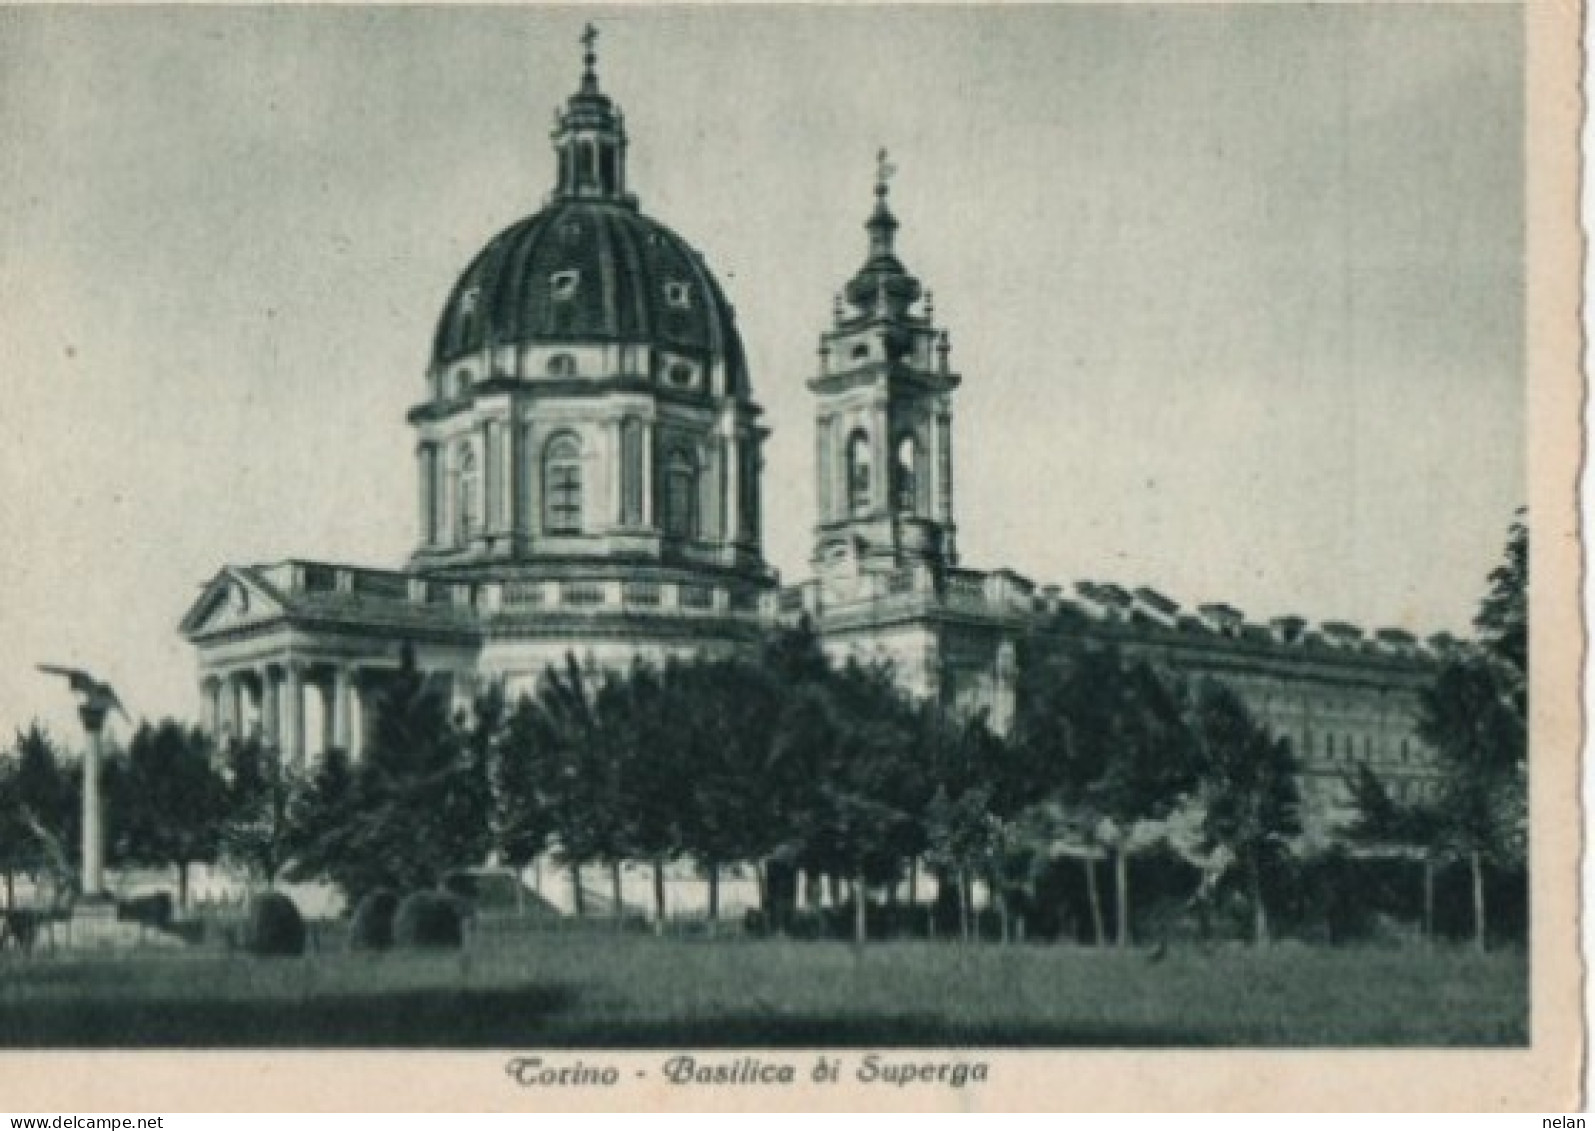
[867, 147, 900, 259]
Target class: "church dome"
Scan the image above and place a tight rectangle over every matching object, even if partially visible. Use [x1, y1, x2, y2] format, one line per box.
[431, 202, 748, 394]
[429, 28, 748, 396]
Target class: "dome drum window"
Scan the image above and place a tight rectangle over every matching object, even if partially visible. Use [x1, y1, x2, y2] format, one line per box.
[543, 433, 584, 535]
[663, 447, 700, 540]
[546, 353, 579, 378]
[456, 443, 481, 545]
[665, 361, 697, 389]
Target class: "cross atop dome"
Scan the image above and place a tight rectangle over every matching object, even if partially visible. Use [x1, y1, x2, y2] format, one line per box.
[580, 23, 601, 94]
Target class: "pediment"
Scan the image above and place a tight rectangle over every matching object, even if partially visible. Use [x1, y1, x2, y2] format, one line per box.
[179, 568, 287, 639]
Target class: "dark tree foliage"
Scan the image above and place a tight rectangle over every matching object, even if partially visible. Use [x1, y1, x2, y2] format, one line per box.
[118, 719, 227, 908]
[220, 736, 296, 889]
[336, 657, 493, 898]
[282, 746, 359, 890]
[1011, 645, 1199, 946]
[0, 725, 76, 905]
[1418, 654, 1526, 949]
[1192, 680, 1302, 946]
[1474, 509, 1527, 680]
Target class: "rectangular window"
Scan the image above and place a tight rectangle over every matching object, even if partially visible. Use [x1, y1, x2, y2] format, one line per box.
[548, 465, 582, 533]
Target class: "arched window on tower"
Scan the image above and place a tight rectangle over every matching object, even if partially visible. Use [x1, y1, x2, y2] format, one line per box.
[894, 433, 918, 514]
[456, 443, 480, 545]
[846, 429, 872, 517]
[543, 433, 583, 535]
[665, 448, 699, 539]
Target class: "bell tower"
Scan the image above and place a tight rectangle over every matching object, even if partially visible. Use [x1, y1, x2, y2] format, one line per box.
[809, 152, 960, 594]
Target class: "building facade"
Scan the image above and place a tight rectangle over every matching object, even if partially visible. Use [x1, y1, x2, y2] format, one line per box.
[181, 35, 1443, 840]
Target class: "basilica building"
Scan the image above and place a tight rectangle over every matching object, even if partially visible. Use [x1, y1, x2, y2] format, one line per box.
[181, 34, 1441, 839]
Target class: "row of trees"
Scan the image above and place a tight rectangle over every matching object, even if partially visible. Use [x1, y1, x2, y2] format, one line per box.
[0, 517, 1528, 949]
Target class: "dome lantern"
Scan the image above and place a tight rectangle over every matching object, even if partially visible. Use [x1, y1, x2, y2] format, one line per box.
[550, 24, 633, 206]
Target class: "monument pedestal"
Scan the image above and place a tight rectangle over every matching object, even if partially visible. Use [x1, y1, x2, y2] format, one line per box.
[67, 894, 121, 947]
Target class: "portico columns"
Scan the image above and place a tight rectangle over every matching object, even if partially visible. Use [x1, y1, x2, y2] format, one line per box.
[348, 672, 366, 762]
[283, 662, 306, 768]
[201, 677, 221, 737]
[330, 665, 352, 754]
[259, 667, 280, 748]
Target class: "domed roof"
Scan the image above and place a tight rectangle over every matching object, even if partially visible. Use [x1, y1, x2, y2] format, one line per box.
[431, 200, 748, 393]
[430, 29, 748, 395]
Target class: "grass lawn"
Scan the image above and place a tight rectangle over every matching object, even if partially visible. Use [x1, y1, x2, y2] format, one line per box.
[0, 934, 1526, 1048]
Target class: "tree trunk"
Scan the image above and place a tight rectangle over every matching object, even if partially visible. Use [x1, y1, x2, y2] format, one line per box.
[1470, 849, 1487, 953]
[853, 869, 867, 947]
[1249, 856, 1270, 947]
[4, 869, 13, 910]
[1084, 857, 1105, 946]
[956, 867, 971, 943]
[610, 860, 624, 925]
[824, 872, 837, 908]
[570, 860, 585, 918]
[1114, 846, 1131, 948]
[178, 861, 190, 912]
[994, 879, 1011, 945]
[653, 858, 667, 927]
[908, 858, 919, 907]
[706, 862, 720, 928]
[1422, 857, 1435, 946]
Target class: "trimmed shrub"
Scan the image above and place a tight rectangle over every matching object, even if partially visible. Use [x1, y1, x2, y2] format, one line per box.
[393, 891, 464, 949]
[245, 892, 306, 957]
[349, 889, 399, 952]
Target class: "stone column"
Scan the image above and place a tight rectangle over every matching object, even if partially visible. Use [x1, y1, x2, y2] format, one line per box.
[259, 667, 280, 749]
[349, 672, 366, 763]
[816, 414, 834, 522]
[244, 674, 263, 740]
[200, 677, 220, 737]
[283, 662, 306, 768]
[641, 419, 654, 526]
[331, 665, 352, 754]
[78, 703, 108, 900]
[500, 417, 517, 536]
[418, 442, 437, 546]
[871, 401, 889, 514]
[483, 421, 500, 535]
[935, 406, 954, 527]
[724, 425, 742, 545]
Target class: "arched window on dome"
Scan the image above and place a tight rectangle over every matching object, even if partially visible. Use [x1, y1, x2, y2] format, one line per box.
[846, 429, 872, 517]
[664, 448, 699, 540]
[543, 433, 583, 536]
[456, 443, 480, 545]
[894, 433, 919, 515]
[547, 353, 578, 378]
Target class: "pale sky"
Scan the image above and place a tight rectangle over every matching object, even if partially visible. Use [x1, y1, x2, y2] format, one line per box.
[0, 5, 1524, 746]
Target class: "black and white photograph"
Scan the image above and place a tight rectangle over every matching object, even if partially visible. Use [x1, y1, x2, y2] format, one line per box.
[0, 2, 1580, 1112]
